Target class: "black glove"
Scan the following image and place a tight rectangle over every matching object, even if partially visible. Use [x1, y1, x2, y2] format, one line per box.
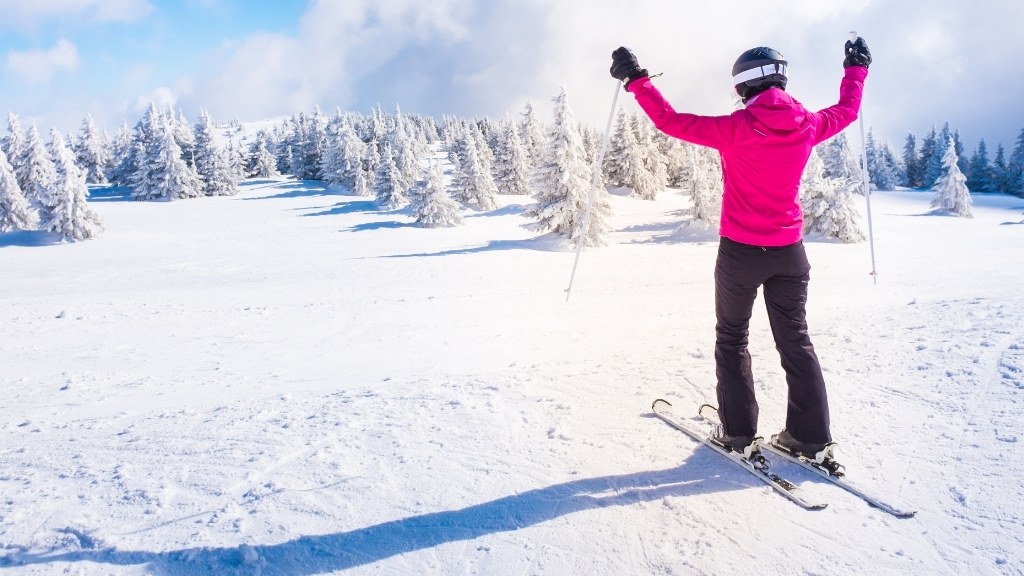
[844, 36, 871, 68]
[610, 47, 649, 88]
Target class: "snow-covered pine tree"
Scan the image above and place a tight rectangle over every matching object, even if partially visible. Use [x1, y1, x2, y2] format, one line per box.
[111, 103, 163, 188]
[901, 133, 920, 187]
[866, 131, 901, 190]
[247, 131, 280, 178]
[801, 146, 865, 242]
[411, 162, 463, 228]
[171, 109, 197, 168]
[618, 115, 660, 200]
[633, 115, 668, 199]
[930, 136, 973, 217]
[16, 124, 59, 222]
[73, 115, 110, 184]
[524, 88, 610, 247]
[193, 110, 239, 196]
[450, 130, 499, 211]
[389, 116, 420, 191]
[352, 156, 373, 197]
[3, 113, 26, 187]
[0, 148, 37, 232]
[46, 131, 103, 241]
[492, 120, 532, 196]
[318, 118, 346, 188]
[136, 118, 202, 200]
[681, 145, 721, 230]
[657, 131, 690, 187]
[603, 110, 630, 188]
[919, 126, 942, 188]
[966, 140, 992, 192]
[227, 137, 247, 184]
[519, 101, 546, 169]
[373, 141, 408, 210]
[992, 144, 1010, 193]
[821, 132, 860, 186]
[1008, 127, 1024, 197]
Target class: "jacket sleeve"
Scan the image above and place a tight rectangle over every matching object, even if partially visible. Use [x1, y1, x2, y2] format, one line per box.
[627, 77, 737, 149]
[811, 66, 868, 144]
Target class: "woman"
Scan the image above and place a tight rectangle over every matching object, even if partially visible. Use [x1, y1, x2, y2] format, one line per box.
[611, 38, 871, 462]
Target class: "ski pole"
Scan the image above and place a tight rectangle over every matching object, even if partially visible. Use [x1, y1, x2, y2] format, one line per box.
[851, 31, 878, 284]
[565, 79, 621, 302]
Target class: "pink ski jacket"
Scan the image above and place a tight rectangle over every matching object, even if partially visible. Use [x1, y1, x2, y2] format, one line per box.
[628, 65, 869, 246]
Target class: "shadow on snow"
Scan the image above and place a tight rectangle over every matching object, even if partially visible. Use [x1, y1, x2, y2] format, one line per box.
[377, 235, 570, 258]
[241, 180, 335, 200]
[8, 448, 750, 575]
[0, 230, 65, 248]
[302, 200, 380, 217]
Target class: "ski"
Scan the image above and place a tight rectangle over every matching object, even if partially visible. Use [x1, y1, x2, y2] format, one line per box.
[650, 399, 827, 511]
[696, 404, 916, 519]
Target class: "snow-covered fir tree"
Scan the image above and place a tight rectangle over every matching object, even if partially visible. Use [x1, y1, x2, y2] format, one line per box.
[247, 131, 280, 178]
[3, 113, 25, 187]
[657, 131, 690, 187]
[919, 126, 944, 188]
[821, 132, 860, 186]
[106, 122, 132, 185]
[193, 110, 239, 196]
[866, 130, 901, 190]
[901, 133, 921, 188]
[388, 113, 421, 190]
[135, 118, 202, 201]
[603, 110, 632, 187]
[616, 114, 660, 200]
[801, 146, 865, 242]
[966, 140, 994, 192]
[1008, 127, 1024, 196]
[492, 120, 532, 196]
[524, 88, 610, 247]
[632, 115, 668, 199]
[110, 103, 163, 188]
[16, 124, 59, 221]
[930, 136, 973, 218]
[46, 131, 103, 241]
[681, 145, 721, 230]
[318, 119, 347, 188]
[992, 144, 1011, 193]
[285, 109, 327, 180]
[73, 115, 110, 184]
[373, 141, 409, 210]
[411, 162, 463, 228]
[450, 129, 499, 211]
[0, 149, 37, 232]
[519, 101, 546, 168]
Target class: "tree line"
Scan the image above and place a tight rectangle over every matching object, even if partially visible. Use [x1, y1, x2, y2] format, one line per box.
[867, 122, 1024, 196]
[1, 93, 1011, 244]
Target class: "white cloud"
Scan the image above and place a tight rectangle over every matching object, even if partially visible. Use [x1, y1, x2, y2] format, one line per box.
[7, 39, 79, 84]
[66, 0, 1022, 152]
[0, 0, 153, 27]
[180, 0, 476, 121]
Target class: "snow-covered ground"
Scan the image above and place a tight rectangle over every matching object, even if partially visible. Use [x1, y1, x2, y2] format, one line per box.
[1, 181, 1022, 575]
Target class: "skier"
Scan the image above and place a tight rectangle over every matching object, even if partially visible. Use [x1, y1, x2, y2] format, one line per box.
[611, 38, 871, 459]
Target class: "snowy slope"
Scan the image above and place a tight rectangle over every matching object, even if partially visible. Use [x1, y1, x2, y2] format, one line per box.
[1, 181, 1023, 575]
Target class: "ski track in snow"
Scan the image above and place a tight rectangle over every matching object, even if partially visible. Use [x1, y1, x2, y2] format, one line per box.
[1, 181, 1023, 575]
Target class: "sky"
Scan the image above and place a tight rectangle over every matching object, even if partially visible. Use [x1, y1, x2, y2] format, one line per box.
[1, 0, 1022, 155]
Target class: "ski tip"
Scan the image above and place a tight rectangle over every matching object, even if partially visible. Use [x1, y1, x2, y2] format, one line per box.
[652, 398, 672, 410]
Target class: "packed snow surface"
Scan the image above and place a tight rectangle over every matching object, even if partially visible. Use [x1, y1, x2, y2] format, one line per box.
[1, 181, 1022, 575]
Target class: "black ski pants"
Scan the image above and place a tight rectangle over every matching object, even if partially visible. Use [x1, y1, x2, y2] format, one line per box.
[714, 236, 831, 444]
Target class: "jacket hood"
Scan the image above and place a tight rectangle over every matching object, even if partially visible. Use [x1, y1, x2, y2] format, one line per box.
[745, 88, 807, 132]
